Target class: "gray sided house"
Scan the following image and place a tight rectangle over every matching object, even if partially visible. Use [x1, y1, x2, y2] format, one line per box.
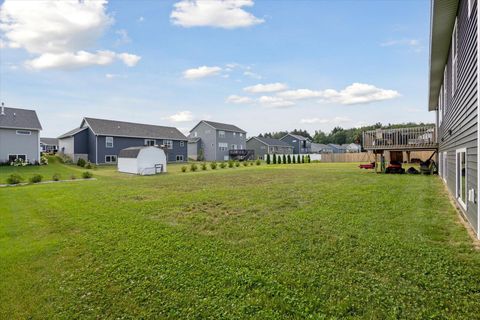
[310, 143, 334, 154]
[246, 136, 293, 160]
[328, 144, 348, 153]
[429, 0, 479, 238]
[40, 137, 59, 153]
[280, 133, 312, 154]
[0, 105, 42, 164]
[58, 117, 187, 164]
[188, 120, 247, 161]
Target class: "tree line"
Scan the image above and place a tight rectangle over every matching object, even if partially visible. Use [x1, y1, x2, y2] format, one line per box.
[258, 122, 434, 145]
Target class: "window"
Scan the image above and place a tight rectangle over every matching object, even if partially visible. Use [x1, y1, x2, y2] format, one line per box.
[443, 66, 448, 113]
[468, 0, 474, 17]
[163, 139, 173, 149]
[180, 141, 185, 147]
[233, 132, 236, 136]
[442, 152, 447, 182]
[456, 149, 467, 209]
[176, 155, 184, 162]
[105, 155, 117, 163]
[218, 142, 228, 151]
[145, 139, 155, 146]
[231, 144, 237, 150]
[218, 131, 225, 138]
[452, 19, 458, 97]
[439, 85, 443, 125]
[8, 154, 26, 162]
[106, 136, 114, 148]
[16, 130, 31, 135]
[194, 131, 198, 137]
[240, 133, 243, 137]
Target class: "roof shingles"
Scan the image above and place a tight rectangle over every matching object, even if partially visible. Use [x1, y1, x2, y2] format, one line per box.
[0, 107, 42, 130]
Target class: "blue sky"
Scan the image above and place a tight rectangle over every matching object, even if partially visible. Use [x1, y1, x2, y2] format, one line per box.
[0, 0, 432, 137]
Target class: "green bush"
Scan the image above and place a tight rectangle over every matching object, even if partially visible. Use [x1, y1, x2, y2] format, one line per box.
[210, 162, 217, 170]
[82, 171, 93, 179]
[297, 155, 301, 163]
[181, 166, 187, 172]
[256, 159, 261, 166]
[266, 154, 271, 164]
[85, 161, 93, 169]
[287, 155, 292, 164]
[272, 154, 277, 164]
[6, 174, 23, 185]
[228, 160, 234, 168]
[77, 158, 86, 167]
[219, 162, 227, 169]
[40, 155, 49, 165]
[307, 155, 311, 163]
[190, 163, 198, 172]
[29, 174, 43, 184]
[52, 173, 61, 181]
[283, 154, 287, 164]
[278, 156, 282, 164]
[302, 155, 305, 163]
[292, 155, 296, 164]
[250, 161, 254, 166]
[243, 161, 248, 167]
[201, 163, 207, 171]
[235, 161, 240, 167]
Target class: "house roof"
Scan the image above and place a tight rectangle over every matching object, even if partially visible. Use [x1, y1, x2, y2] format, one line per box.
[192, 120, 246, 133]
[83, 117, 187, 140]
[311, 143, 333, 150]
[249, 136, 293, 147]
[40, 137, 58, 145]
[428, 0, 459, 111]
[57, 126, 88, 139]
[328, 143, 348, 150]
[0, 107, 42, 130]
[282, 133, 310, 141]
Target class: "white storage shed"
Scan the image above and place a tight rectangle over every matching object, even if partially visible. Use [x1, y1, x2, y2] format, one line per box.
[118, 146, 167, 175]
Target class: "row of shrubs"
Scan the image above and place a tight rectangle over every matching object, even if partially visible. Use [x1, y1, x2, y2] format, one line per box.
[265, 154, 311, 165]
[181, 159, 261, 172]
[5, 171, 93, 185]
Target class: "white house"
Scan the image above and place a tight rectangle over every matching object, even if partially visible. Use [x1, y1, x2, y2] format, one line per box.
[117, 146, 167, 175]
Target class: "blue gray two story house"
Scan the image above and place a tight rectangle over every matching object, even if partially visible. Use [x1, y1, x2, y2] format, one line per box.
[58, 117, 187, 164]
[188, 120, 248, 161]
[0, 105, 42, 164]
[429, 0, 479, 238]
[280, 133, 312, 154]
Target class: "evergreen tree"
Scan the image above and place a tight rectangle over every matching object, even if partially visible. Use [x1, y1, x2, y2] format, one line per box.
[266, 154, 271, 164]
[293, 155, 296, 163]
[302, 155, 305, 163]
[278, 155, 282, 164]
[287, 155, 291, 164]
[283, 154, 287, 164]
[307, 155, 311, 163]
[297, 155, 301, 163]
[272, 154, 277, 164]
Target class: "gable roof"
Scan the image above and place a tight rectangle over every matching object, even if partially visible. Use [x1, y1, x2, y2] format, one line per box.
[281, 133, 310, 141]
[0, 107, 42, 130]
[311, 143, 333, 149]
[428, 0, 458, 110]
[40, 137, 58, 145]
[83, 117, 187, 140]
[191, 120, 246, 133]
[249, 136, 293, 147]
[57, 126, 88, 139]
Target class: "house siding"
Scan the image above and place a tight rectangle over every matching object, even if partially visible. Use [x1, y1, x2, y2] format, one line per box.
[0, 128, 40, 163]
[216, 130, 246, 161]
[246, 138, 293, 159]
[96, 136, 187, 164]
[438, 0, 478, 233]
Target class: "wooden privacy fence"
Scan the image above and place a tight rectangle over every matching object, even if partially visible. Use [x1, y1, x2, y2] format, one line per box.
[320, 151, 436, 163]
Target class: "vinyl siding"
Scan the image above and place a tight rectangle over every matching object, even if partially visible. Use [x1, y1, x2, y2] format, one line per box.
[0, 128, 40, 163]
[438, 0, 478, 233]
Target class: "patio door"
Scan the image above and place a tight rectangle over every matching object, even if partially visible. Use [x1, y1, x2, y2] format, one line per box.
[456, 149, 467, 209]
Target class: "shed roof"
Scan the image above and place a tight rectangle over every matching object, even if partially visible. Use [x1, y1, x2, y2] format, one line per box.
[0, 107, 42, 130]
[83, 117, 187, 140]
[118, 146, 158, 158]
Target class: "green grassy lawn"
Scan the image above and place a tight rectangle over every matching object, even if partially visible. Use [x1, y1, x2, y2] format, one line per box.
[1, 160, 479, 319]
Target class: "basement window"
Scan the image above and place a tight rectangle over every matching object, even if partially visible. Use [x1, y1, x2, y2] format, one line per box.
[456, 149, 467, 209]
[105, 155, 117, 163]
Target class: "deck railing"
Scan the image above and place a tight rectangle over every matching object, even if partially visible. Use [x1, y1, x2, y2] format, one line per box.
[362, 126, 437, 150]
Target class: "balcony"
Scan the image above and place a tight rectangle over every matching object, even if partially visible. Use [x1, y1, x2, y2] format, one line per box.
[362, 126, 437, 151]
[229, 149, 255, 161]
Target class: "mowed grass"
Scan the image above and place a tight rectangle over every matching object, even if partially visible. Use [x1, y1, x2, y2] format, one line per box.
[1, 161, 480, 319]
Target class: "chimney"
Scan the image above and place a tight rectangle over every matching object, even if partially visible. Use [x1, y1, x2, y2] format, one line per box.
[0, 102, 4, 116]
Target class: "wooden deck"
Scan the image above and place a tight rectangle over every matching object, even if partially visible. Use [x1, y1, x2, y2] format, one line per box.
[362, 126, 438, 151]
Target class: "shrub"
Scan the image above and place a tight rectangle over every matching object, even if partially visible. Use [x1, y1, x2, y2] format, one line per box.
[266, 154, 271, 164]
[190, 163, 198, 172]
[85, 161, 93, 169]
[6, 174, 23, 185]
[40, 155, 49, 165]
[11, 158, 29, 167]
[210, 162, 217, 170]
[201, 163, 207, 171]
[181, 166, 188, 172]
[256, 159, 261, 166]
[292, 155, 296, 164]
[29, 174, 43, 183]
[250, 161, 254, 166]
[220, 162, 227, 169]
[287, 155, 292, 164]
[228, 160, 234, 168]
[70, 174, 76, 180]
[298, 155, 301, 163]
[283, 154, 287, 164]
[307, 155, 311, 163]
[278, 156, 282, 164]
[235, 161, 240, 167]
[243, 161, 248, 167]
[77, 158, 86, 167]
[58, 154, 73, 164]
[302, 155, 305, 163]
[52, 173, 61, 181]
[82, 171, 93, 179]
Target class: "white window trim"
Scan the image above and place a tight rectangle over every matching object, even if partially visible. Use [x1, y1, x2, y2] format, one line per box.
[442, 152, 447, 183]
[176, 155, 184, 162]
[456, 148, 467, 210]
[106, 136, 114, 148]
[16, 130, 31, 135]
[218, 131, 225, 138]
[8, 154, 27, 161]
[145, 139, 155, 146]
[468, 0, 474, 17]
[180, 141, 185, 147]
[163, 139, 173, 149]
[105, 155, 117, 163]
[452, 19, 458, 97]
[439, 85, 443, 125]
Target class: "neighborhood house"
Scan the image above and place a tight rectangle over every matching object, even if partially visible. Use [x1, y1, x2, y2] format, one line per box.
[58, 117, 187, 164]
[280, 133, 312, 154]
[246, 136, 294, 160]
[40, 137, 59, 154]
[0, 104, 42, 164]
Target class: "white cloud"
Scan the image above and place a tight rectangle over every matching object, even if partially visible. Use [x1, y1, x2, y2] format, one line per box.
[171, 0, 264, 29]
[226, 94, 254, 104]
[258, 96, 294, 108]
[0, 0, 141, 70]
[278, 89, 323, 100]
[24, 51, 140, 70]
[183, 65, 222, 79]
[165, 111, 194, 122]
[243, 70, 262, 79]
[244, 82, 288, 93]
[300, 117, 351, 125]
[319, 83, 400, 105]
